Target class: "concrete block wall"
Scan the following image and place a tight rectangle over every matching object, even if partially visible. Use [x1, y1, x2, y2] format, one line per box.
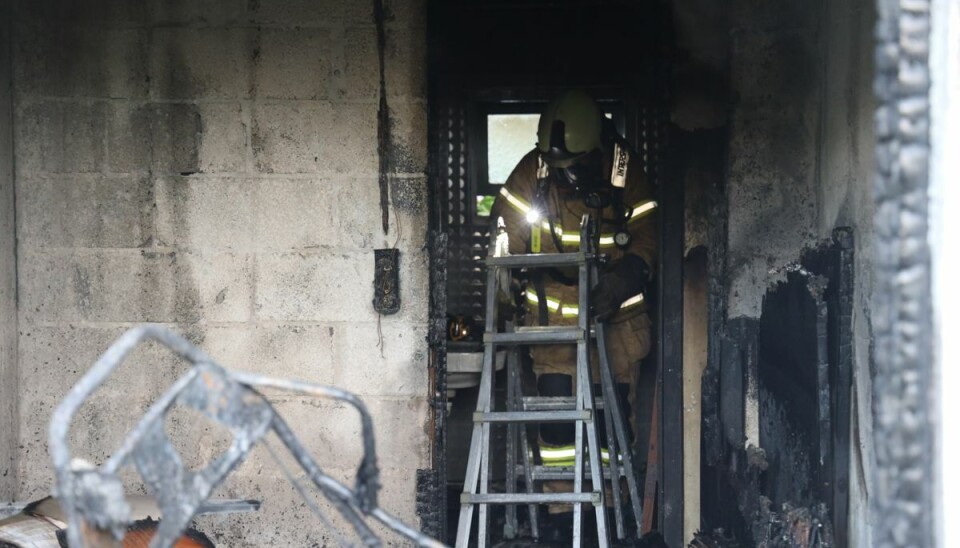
[0, 0, 19, 503]
[10, 0, 429, 544]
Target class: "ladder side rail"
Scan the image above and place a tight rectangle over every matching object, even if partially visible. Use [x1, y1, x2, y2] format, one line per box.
[601, 369, 626, 540]
[596, 321, 645, 535]
[517, 381, 541, 539]
[455, 227, 504, 548]
[477, 247, 503, 548]
[504, 349, 519, 539]
[455, 374, 492, 548]
[578, 216, 610, 548]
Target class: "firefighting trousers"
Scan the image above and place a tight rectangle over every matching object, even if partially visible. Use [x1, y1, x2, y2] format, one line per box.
[529, 313, 652, 513]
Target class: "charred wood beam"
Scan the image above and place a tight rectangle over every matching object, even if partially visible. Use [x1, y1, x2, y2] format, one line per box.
[829, 228, 853, 546]
[420, 231, 449, 540]
[658, 125, 684, 547]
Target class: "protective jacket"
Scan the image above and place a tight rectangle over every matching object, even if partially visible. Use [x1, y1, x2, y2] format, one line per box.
[491, 144, 658, 326]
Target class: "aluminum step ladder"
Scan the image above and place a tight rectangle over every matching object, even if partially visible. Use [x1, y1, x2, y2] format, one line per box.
[502, 319, 645, 543]
[456, 216, 642, 548]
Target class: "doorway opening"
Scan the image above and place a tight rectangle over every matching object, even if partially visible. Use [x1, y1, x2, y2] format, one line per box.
[423, 0, 680, 544]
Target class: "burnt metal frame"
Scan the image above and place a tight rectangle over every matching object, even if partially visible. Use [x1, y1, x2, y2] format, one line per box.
[49, 325, 445, 548]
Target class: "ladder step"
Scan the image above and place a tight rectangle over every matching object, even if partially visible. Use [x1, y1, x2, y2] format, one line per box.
[522, 396, 604, 411]
[461, 492, 600, 505]
[514, 465, 626, 481]
[485, 252, 592, 268]
[474, 410, 591, 423]
[484, 328, 583, 345]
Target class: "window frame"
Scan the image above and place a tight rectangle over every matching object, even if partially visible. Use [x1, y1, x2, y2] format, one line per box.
[468, 99, 628, 227]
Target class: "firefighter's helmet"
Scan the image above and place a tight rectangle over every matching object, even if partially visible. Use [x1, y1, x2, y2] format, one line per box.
[536, 90, 604, 168]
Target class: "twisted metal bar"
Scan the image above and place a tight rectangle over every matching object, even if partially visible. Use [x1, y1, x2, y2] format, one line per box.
[48, 325, 446, 548]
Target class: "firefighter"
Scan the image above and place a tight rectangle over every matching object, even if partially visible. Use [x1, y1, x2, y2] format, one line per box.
[490, 90, 658, 534]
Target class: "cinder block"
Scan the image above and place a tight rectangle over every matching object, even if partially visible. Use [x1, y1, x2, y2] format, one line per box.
[148, 0, 247, 26]
[385, 27, 427, 99]
[251, 102, 324, 173]
[16, 323, 194, 497]
[358, 468, 421, 525]
[15, 101, 106, 174]
[341, 27, 379, 101]
[254, 28, 333, 100]
[269, 396, 428, 470]
[15, 24, 148, 98]
[155, 175, 255, 250]
[184, 251, 255, 322]
[268, 398, 366, 470]
[202, 468, 377, 546]
[18, 0, 150, 26]
[340, 26, 426, 101]
[332, 322, 427, 397]
[18, 249, 252, 323]
[255, 177, 333, 250]
[254, 251, 372, 322]
[367, 397, 430, 470]
[106, 102, 151, 173]
[201, 324, 336, 383]
[150, 103, 203, 174]
[384, 0, 427, 27]
[395, 243, 431, 324]
[388, 176, 428, 217]
[108, 103, 202, 174]
[149, 28, 252, 100]
[199, 102, 248, 173]
[17, 174, 150, 248]
[387, 101, 428, 175]
[317, 102, 378, 175]
[248, 0, 372, 25]
[329, 177, 381, 249]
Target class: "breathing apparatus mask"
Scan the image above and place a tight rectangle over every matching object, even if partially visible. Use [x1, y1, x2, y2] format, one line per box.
[552, 150, 612, 210]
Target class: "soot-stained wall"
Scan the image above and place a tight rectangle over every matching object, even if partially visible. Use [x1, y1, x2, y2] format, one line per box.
[0, 0, 18, 503]
[726, 0, 874, 320]
[715, 0, 876, 544]
[10, 0, 429, 544]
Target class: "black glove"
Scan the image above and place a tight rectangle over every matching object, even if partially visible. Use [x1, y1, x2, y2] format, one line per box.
[590, 254, 649, 321]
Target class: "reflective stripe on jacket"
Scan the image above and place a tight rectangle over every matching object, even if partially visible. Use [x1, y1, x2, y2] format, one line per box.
[491, 147, 659, 325]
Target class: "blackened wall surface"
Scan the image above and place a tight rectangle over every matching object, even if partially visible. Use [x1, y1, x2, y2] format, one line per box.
[699, 0, 878, 544]
[757, 273, 828, 510]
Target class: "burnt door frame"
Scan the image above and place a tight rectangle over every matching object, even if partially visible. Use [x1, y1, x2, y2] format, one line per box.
[870, 0, 937, 545]
[420, 1, 683, 543]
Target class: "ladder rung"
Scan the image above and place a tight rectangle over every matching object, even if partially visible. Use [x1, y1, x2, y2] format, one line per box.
[522, 396, 605, 411]
[473, 410, 591, 423]
[485, 328, 583, 345]
[514, 465, 625, 481]
[485, 252, 592, 268]
[461, 492, 600, 505]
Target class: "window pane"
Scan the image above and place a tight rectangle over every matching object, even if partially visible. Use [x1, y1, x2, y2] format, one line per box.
[487, 114, 540, 185]
[476, 194, 495, 217]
